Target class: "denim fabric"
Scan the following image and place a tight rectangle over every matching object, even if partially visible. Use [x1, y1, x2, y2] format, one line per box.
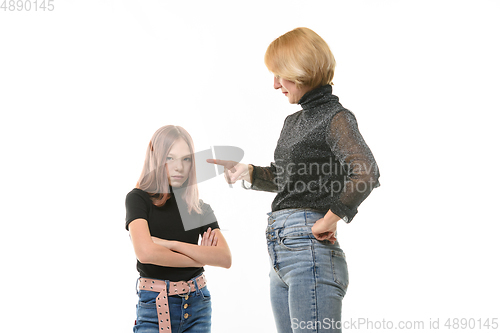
[267, 209, 349, 333]
[133, 275, 212, 333]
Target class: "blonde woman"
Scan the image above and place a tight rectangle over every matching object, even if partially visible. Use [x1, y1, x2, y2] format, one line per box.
[208, 28, 380, 332]
[126, 125, 231, 333]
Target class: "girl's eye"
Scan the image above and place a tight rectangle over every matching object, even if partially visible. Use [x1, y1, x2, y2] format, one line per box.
[184, 157, 192, 162]
[166, 157, 173, 161]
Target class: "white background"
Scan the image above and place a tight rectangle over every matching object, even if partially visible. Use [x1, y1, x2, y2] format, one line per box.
[1, 1, 499, 332]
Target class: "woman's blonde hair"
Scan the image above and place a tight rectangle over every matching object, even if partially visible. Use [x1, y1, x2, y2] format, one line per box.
[136, 125, 201, 214]
[264, 27, 336, 90]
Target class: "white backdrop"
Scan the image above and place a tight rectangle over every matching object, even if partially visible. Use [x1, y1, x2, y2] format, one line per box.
[1, 1, 499, 332]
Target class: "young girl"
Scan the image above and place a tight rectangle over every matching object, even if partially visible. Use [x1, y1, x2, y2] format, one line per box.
[126, 125, 231, 333]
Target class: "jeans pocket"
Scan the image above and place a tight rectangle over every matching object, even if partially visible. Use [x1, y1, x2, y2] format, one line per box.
[137, 290, 158, 309]
[331, 250, 349, 290]
[199, 286, 211, 301]
[281, 236, 311, 251]
[138, 301, 157, 309]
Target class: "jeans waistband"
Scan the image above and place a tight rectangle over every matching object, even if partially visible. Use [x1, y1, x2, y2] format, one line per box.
[266, 209, 342, 249]
[267, 209, 326, 226]
[266, 209, 327, 242]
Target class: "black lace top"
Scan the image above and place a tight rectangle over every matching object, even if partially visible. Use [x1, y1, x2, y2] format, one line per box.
[248, 84, 380, 223]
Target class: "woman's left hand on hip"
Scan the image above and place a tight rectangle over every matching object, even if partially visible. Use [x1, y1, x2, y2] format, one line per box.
[311, 211, 341, 244]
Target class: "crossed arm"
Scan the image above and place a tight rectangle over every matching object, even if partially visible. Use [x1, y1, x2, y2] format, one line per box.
[128, 218, 232, 269]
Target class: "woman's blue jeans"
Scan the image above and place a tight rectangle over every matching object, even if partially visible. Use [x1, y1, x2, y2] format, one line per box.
[267, 209, 349, 333]
[133, 275, 212, 333]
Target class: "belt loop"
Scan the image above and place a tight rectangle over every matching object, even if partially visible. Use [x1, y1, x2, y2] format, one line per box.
[135, 277, 140, 295]
[193, 276, 200, 295]
[165, 279, 170, 292]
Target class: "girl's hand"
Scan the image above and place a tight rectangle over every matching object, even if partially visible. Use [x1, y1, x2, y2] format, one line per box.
[200, 227, 218, 246]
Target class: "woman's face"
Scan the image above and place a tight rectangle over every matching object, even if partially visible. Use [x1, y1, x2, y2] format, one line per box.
[273, 76, 311, 104]
[166, 139, 192, 187]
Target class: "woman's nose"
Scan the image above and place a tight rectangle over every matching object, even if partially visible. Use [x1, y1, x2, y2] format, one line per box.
[273, 76, 282, 89]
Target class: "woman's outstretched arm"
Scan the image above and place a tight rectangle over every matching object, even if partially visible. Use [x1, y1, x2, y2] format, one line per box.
[128, 218, 204, 267]
[206, 158, 279, 192]
[152, 228, 232, 269]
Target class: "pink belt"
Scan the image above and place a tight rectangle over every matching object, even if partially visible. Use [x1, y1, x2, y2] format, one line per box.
[138, 274, 207, 333]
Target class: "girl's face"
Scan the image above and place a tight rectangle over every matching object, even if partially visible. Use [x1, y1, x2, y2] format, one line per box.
[166, 139, 192, 187]
[273, 76, 312, 104]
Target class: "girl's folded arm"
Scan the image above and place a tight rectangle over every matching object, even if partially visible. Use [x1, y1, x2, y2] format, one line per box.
[154, 229, 232, 269]
[128, 218, 203, 267]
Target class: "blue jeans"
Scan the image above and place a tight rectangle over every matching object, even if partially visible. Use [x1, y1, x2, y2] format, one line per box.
[133, 276, 212, 333]
[267, 209, 349, 333]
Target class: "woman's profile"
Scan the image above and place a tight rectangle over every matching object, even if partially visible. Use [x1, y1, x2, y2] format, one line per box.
[126, 125, 231, 333]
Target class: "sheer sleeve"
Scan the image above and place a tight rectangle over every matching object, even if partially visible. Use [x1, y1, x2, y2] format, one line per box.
[327, 110, 380, 222]
[245, 163, 279, 192]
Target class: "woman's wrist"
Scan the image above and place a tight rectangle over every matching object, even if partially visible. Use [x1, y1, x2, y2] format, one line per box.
[247, 164, 254, 183]
[324, 210, 341, 224]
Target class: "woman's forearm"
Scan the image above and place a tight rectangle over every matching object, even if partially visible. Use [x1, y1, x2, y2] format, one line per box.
[249, 164, 279, 192]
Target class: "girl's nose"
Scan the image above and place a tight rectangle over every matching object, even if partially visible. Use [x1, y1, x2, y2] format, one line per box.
[174, 159, 183, 171]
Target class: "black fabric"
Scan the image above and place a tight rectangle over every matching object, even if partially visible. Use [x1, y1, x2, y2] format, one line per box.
[125, 187, 219, 281]
[251, 84, 380, 223]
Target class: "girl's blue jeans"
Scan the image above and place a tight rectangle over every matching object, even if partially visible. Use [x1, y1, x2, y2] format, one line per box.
[267, 209, 349, 333]
[133, 274, 212, 333]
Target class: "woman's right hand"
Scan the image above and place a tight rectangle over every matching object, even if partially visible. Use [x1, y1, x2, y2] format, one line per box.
[206, 159, 253, 184]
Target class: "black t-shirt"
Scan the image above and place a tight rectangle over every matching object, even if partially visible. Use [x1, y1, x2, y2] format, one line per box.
[125, 187, 219, 281]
